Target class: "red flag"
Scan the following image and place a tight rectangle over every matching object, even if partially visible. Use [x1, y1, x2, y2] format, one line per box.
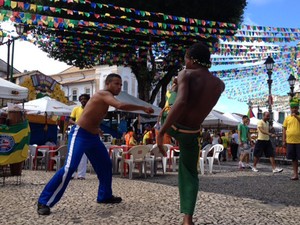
[247, 108, 255, 118]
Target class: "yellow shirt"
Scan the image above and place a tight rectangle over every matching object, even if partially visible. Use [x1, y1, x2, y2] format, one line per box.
[221, 136, 228, 148]
[257, 119, 270, 141]
[142, 131, 152, 145]
[283, 115, 300, 143]
[70, 106, 84, 122]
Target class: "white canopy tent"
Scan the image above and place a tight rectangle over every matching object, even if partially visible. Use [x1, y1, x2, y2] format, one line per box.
[108, 91, 161, 116]
[223, 113, 282, 131]
[0, 77, 28, 101]
[21, 96, 73, 116]
[222, 113, 256, 129]
[201, 110, 239, 128]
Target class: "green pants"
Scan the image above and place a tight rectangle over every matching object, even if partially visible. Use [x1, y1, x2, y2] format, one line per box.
[168, 124, 200, 215]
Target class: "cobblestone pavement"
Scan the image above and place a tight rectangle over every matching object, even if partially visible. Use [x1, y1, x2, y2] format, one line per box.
[1, 161, 300, 225]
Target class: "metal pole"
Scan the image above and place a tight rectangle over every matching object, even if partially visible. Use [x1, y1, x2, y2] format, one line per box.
[10, 38, 15, 82]
[267, 70, 273, 127]
[6, 40, 11, 81]
[290, 85, 295, 98]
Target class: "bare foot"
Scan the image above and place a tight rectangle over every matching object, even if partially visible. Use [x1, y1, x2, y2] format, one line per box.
[183, 215, 194, 225]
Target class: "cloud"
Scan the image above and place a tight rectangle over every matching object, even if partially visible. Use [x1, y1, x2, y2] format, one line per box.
[243, 14, 259, 26]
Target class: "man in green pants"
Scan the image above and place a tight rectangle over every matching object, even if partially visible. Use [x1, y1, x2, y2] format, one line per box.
[157, 42, 225, 225]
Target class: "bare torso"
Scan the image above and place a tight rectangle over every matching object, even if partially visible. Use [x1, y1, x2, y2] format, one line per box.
[77, 91, 110, 134]
[176, 68, 224, 128]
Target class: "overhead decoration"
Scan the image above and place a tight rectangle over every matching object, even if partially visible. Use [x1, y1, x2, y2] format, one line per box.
[0, 0, 299, 104]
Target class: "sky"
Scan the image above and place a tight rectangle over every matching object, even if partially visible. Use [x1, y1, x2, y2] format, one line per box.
[214, 0, 300, 114]
[0, 0, 300, 114]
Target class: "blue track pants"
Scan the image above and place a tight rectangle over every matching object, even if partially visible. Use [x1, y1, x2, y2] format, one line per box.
[38, 125, 112, 207]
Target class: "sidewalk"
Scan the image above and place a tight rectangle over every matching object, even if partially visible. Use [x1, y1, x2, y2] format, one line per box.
[1, 161, 300, 225]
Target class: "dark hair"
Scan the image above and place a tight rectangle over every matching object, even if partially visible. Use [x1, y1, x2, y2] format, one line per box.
[105, 73, 122, 84]
[144, 124, 151, 129]
[242, 115, 248, 119]
[263, 111, 269, 116]
[79, 94, 90, 101]
[186, 42, 211, 68]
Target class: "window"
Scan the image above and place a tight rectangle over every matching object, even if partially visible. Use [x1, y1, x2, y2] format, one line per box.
[257, 112, 262, 119]
[123, 81, 128, 93]
[85, 88, 90, 96]
[278, 112, 285, 124]
[72, 89, 78, 101]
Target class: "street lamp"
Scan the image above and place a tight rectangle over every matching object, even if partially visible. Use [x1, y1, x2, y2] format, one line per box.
[287, 74, 296, 98]
[0, 23, 25, 82]
[264, 56, 275, 127]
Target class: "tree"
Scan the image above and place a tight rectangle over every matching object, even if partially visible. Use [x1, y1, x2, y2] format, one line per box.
[2, 0, 247, 105]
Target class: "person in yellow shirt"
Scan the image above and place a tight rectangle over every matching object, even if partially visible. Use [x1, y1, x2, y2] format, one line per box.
[252, 111, 283, 173]
[142, 124, 153, 145]
[220, 132, 228, 161]
[69, 94, 90, 180]
[283, 97, 300, 180]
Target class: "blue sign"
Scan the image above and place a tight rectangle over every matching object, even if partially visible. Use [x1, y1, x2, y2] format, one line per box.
[0, 134, 15, 153]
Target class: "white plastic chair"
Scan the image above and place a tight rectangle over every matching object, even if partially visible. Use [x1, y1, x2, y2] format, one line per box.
[35, 146, 50, 170]
[46, 145, 68, 171]
[150, 145, 168, 174]
[161, 144, 176, 172]
[120, 145, 151, 179]
[171, 148, 180, 172]
[199, 144, 212, 175]
[111, 147, 123, 174]
[27, 144, 37, 170]
[207, 144, 224, 173]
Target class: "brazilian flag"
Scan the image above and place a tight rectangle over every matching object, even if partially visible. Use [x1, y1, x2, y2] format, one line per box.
[161, 90, 177, 125]
[0, 120, 30, 165]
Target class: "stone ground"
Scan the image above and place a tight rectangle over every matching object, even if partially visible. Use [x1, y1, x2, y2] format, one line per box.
[1, 160, 300, 225]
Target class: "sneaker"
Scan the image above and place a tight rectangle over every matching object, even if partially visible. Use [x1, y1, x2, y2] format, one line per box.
[238, 161, 245, 169]
[245, 164, 252, 169]
[77, 177, 85, 180]
[97, 195, 122, 204]
[252, 167, 259, 172]
[37, 203, 51, 215]
[273, 168, 283, 173]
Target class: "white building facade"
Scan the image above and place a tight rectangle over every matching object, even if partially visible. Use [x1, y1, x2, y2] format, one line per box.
[50, 65, 139, 105]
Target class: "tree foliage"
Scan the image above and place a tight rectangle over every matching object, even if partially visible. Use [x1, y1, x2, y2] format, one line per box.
[4, 0, 247, 105]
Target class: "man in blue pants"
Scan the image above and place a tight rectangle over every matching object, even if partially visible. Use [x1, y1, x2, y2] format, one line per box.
[37, 73, 154, 215]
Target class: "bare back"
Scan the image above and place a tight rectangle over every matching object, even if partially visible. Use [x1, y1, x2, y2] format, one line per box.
[77, 91, 111, 134]
[176, 68, 224, 128]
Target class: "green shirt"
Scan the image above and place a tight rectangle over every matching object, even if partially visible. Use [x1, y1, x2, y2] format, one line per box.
[238, 123, 249, 143]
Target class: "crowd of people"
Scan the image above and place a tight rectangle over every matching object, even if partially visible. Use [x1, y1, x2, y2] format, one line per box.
[199, 113, 283, 173]
[34, 42, 300, 225]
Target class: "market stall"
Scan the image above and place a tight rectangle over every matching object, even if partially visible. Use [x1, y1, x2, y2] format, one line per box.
[0, 77, 29, 184]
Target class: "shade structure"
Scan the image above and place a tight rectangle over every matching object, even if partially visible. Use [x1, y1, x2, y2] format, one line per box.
[108, 91, 162, 116]
[201, 110, 239, 128]
[0, 77, 28, 100]
[22, 96, 73, 116]
[223, 113, 282, 131]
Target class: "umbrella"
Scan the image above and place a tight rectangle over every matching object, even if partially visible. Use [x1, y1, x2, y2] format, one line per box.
[22, 96, 73, 116]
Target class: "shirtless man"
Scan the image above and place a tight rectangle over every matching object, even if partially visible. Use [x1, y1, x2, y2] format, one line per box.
[37, 73, 154, 215]
[157, 42, 225, 225]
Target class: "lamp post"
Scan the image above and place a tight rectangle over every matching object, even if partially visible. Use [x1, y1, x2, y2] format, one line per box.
[0, 24, 25, 82]
[264, 56, 275, 127]
[287, 74, 296, 98]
